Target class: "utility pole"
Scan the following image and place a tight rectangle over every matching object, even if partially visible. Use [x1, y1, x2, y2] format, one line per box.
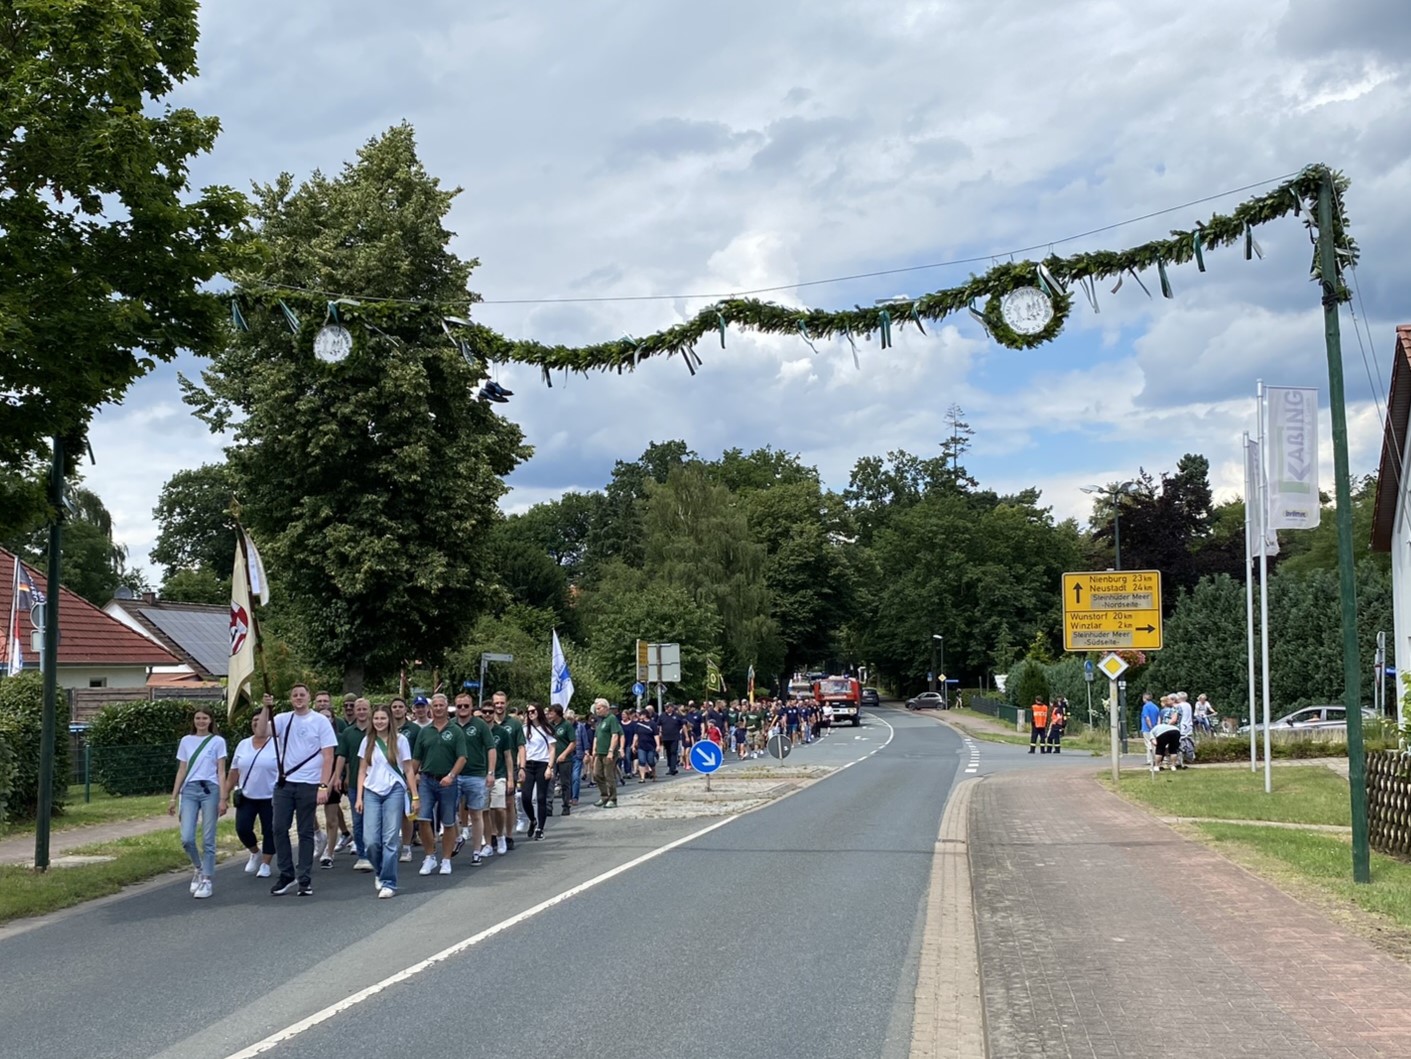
[1318, 170, 1369, 884]
[34, 436, 65, 872]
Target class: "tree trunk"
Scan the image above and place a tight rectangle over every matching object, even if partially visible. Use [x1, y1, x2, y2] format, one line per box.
[342, 662, 365, 697]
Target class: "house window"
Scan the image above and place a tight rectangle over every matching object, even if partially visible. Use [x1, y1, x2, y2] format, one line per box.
[88, 678, 107, 689]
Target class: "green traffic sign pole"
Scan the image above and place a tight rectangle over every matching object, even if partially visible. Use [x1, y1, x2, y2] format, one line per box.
[34, 435, 65, 872]
[1317, 171, 1370, 884]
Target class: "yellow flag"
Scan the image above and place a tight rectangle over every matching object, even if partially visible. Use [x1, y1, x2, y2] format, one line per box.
[227, 532, 257, 719]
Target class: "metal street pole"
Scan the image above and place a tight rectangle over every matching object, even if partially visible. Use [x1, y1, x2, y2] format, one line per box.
[1113, 506, 1122, 571]
[1108, 676, 1120, 783]
[34, 435, 65, 872]
[939, 635, 946, 707]
[1318, 171, 1370, 884]
[929, 638, 936, 694]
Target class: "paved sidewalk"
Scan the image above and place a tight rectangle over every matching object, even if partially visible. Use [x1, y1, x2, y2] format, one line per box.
[969, 771, 1411, 1058]
[0, 814, 175, 866]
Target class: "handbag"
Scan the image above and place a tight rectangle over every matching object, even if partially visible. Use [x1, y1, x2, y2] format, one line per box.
[231, 739, 267, 808]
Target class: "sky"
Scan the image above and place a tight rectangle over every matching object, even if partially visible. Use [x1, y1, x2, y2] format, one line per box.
[82, 0, 1411, 579]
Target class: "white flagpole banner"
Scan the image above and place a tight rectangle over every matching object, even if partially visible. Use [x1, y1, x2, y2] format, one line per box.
[550, 629, 574, 709]
[1244, 438, 1279, 558]
[4, 556, 19, 676]
[227, 536, 256, 719]
[1265, 386, 1320, 530]
[244, 530, 271, 606]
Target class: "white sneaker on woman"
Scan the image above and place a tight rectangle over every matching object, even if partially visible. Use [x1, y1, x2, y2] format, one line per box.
[419, 855, 438, 876]
[256, 863, 271, 878]
[313, 832, 328, 859]
[245, 851, 261, 874]
[190, 869, 201, 894]
[194, 879, 213, 899]
[378, 887, 395, 899]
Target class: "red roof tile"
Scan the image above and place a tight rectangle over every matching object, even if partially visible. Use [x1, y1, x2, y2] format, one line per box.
[0, 548, 177, 669]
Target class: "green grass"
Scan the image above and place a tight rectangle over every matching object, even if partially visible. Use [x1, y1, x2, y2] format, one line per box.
[943, 708, 1109, 752]
[1196, 823, 1411, 932]
[0, 823, 240, 925]
[0, 786, 169, 840]
[1102, 765, 1351, 826]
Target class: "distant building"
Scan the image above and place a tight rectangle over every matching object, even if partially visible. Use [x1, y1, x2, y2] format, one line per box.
[103, 590, 228, 686]
[1369, 325, 1411, 725]
[0, 547, 177, 690]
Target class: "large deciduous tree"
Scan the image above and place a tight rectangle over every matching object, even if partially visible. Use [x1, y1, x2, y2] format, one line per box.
[0, 0, 245, 517]
[151, 463, 239, 585]
[183, 125, 526, 691]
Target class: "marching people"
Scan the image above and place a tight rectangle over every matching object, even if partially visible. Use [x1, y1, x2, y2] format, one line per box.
[226, 706, 277, 880]
[589, 697, 622, 808]
[262, 685, 337, 897]
[412, 692, 466, 877]
[355, 704, 415, 898]
[169, 705, 228, 900]
[333, 696, 372, 871]
[520, 703, 555, 839]
[313, 697, 346, 865]
[548, 704, 575, 817]
[454, 692, 495, 865]
[1028, 695, 1050, 753]
[392, 696, 419, 861]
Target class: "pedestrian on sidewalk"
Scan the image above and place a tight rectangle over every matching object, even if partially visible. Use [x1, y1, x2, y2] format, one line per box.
[1046, 699, 1067, 754]
[226, 706, 277, 879]
[1029, 696, 1050, 753]
[264, 685, 337, 897]
[1139, 692, 1160, 766]
[169, 706, 228, 900]
[1150, 719, 1181, 772]
[589, 697, 622, 808]
[356, 705, 414, 898]
[1175, 692, 1195, 769]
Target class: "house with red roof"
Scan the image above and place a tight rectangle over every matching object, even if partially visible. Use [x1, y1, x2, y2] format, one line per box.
[1370, 325, 1411, 727]
[0, 547, 177, 690]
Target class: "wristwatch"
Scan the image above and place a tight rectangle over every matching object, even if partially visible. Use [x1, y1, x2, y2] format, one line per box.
[318, 784, 329, 790]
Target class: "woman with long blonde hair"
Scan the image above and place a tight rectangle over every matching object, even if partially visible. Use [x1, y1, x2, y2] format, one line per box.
[168, 706, 228, 900]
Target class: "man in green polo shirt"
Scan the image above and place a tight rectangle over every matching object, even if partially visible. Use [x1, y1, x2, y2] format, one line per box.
[548, 704, 576, 817]
[454, 692, 496, 866]
[493, 691, 527, 837]
[588, 697, 622, 808]
[412, 693, 466, 877]
[487, 708, 513, 855]
[334, 697, 374, 872]
[390, 697, 419, 861]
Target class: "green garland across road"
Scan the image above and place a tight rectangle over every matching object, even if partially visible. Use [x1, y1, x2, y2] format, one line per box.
[235, 163, 1354, 374]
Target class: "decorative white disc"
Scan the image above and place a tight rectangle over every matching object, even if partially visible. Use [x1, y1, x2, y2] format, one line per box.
[998, 287, 1054, 335]
[313, 324, 353, 364]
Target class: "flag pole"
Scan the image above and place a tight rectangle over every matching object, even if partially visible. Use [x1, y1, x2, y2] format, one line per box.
[1257, 380, 1273, 794]
[1243, 433, 1258, 772]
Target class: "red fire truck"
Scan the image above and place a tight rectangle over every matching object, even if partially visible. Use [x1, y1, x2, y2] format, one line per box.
[814, 675, 862, 727]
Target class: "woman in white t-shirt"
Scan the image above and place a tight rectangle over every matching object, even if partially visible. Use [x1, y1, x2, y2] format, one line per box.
[168, 706, 228, 900]
[356, 705, 414, 899]
[225, 707, 279, 878]
[520, 704, 555, 841]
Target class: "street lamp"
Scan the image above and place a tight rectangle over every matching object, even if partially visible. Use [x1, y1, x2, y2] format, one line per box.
[931, 634, 945, 705]
[1081, 480, 1140, 570]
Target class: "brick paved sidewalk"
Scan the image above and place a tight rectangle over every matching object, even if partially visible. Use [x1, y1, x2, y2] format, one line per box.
[969, 771, 1411, 1058]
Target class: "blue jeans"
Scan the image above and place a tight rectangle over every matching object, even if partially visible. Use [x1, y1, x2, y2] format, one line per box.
[350, 803, 366, 858]
[362, 786, 405, 891]
[418, 774, 458, 826]
[570, 757, 583, 800]
[180, 780, 219, 878]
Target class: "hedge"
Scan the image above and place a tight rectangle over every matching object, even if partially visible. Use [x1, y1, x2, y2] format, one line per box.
[0, 714, 18, 824]
[86, 698, 243, 796]
[0, 672, 69, 820]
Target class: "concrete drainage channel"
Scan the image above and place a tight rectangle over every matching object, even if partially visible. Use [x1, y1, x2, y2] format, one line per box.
[590, 765, 837, 820]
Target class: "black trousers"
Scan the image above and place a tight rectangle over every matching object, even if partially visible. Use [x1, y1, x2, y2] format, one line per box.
[1030, 725, 1047, 751]
[273, 782, 319, 884]
[236, 795, 274, 854]
[662, 740, 680, 774]
[555, 759, 574, 811]
[520, 760, 551, 827]
[1047, 726, 1064, 752]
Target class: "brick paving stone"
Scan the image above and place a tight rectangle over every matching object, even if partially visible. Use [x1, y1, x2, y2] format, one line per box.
[969, 771, 1411, 1058]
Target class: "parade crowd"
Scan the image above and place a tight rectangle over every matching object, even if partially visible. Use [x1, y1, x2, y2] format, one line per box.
[169, 687, 838, 900]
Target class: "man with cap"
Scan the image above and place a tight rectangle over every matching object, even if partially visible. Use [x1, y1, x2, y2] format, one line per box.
[412, 695, 431, 727]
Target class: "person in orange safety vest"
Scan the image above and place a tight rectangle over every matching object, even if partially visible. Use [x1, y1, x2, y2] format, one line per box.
[1029, 697, 1049, 754]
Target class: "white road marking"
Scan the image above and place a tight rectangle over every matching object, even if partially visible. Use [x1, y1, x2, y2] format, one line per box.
[222, 713, 899, 1058]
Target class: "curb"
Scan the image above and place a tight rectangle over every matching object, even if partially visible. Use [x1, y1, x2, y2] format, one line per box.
[910, 776, 986, 1058]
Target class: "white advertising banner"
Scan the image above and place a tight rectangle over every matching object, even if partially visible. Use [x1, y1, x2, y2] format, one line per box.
[1265, 386, 1320, 531]
[1243, 437, 1279, 558]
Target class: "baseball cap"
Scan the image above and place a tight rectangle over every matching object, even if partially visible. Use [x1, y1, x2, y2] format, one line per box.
[413, 695, 429, 706]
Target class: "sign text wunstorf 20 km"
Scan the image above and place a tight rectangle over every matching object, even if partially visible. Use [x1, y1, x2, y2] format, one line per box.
[1061, 570, 1163, 652]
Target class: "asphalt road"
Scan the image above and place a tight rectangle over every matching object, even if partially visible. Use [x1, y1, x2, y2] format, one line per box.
[0, 708, 961, 1059]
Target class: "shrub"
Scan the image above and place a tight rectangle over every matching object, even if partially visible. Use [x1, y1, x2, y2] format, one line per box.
[1007, 659, 1050, 711]
[0, 714, 18, 824]
[0, 672, 70, 819]
[86, 698, 228, 796]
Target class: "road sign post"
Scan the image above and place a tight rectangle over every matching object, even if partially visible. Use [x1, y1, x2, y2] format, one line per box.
[1096, 652, 1129, 782]
[1061, 570, 1163, 652]
[689, 739, 723, 791]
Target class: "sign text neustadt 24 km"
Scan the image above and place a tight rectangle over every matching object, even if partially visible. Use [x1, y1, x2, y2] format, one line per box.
[1061, 570, 1163, 652]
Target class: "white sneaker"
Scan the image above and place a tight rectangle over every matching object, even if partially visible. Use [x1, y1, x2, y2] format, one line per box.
[256, 862, 271, 878]
[438, 859, 452, 876]
[374, 877, 383, 890]
[399, 846, 413, 863]
[496, 837, 507, 855]
[245, 852, 261, 874]
[378, 887, 395, 899]
[194, 879, 213, 900]
[353, 858, 373, 872]
[459, 827, 470, 843]
[190, 869, 202, 894]
[479, 843, 494, 858]
[333, 833, 350, 853]
[515, 817, 528, 834]
[313, 832, 328, 859]
[419, 855, 438, 876]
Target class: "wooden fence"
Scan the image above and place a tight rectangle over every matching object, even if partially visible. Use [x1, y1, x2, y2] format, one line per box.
[1366, 751, 1411, 859]
[67, 685, 224, 725]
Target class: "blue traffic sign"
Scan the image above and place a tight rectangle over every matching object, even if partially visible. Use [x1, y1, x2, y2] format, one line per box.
[690, 740, 723, 774]
[632, 681, 646, 698]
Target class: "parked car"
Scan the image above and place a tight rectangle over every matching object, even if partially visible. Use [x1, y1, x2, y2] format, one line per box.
[907, 691, 945, 710]
[860, 687, 881, 709]
[1237, 705, 1378, 734]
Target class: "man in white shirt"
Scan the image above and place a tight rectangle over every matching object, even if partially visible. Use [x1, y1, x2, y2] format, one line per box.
[262, 684, 337, 896]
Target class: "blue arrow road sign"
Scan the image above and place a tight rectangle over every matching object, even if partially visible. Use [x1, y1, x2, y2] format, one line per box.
[689, 740, 723, 774]
[632, 681, 646, 698]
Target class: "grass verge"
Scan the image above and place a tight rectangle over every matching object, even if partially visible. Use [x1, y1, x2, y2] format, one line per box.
[0, 786, 169, 840]
[0, 823, 240, 926]
[1196, 823, 1411, 938]
[943, 708, 1109, 752]
[1100, 765, 1351, 826]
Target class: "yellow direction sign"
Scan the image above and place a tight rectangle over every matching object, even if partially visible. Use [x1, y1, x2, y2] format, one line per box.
[1062, 570, 1163, 651]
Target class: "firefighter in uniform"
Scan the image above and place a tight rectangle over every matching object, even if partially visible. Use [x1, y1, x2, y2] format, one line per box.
[1046, 698, 1067, 754]
[1029, 696, 1049, 754]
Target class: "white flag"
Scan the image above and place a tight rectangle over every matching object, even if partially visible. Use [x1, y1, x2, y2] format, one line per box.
[1265, 386, 1320, 531]
[550, 629, 574, 709]
[244, 530, 270, 605]
[1244, 438, 1279, 559]
[227, 535, 257, 719]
